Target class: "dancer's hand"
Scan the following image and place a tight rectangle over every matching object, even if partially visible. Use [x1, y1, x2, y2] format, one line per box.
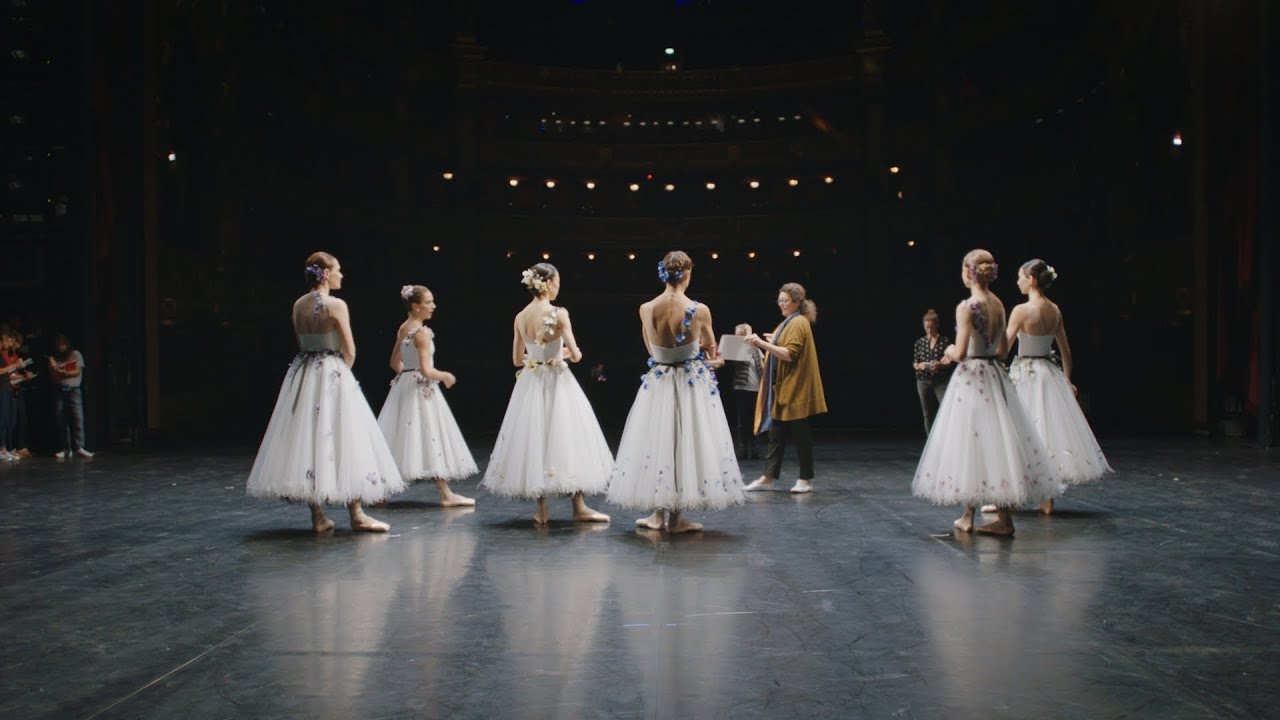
[440, 371, 457, 389]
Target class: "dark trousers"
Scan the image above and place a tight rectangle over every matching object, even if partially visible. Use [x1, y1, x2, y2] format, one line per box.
[54, 386, 86, 452]
[917, 380, 948, 435]
[0, 388, 11, 449]
[764, 416, 815, 480]
[733, 389, 762, 458]
[10, 391, 27, 449]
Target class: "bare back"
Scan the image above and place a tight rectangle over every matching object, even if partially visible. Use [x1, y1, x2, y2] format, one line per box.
[292, 292, 339, 336]
[640, 290, 715, 355]
[292, 291, 355, 365]
[514, 299, 565, 345]
[1011, 297, 1062, 336]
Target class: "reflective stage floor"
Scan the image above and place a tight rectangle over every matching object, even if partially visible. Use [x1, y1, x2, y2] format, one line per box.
[1, 437, 1277, 719]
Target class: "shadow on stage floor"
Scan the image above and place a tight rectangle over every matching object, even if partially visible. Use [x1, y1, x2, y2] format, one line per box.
[0, 435, 1276, 719]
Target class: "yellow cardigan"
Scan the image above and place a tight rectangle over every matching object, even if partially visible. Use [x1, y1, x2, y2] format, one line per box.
[754, 314, 827, 433]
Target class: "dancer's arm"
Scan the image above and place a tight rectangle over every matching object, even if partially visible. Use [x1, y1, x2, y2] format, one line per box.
[559, 308, 584, 363]
[328, 300, 357, 367]
[417, 329, 455, 387]
[389, 334, 403, 373]
[946, 302, 971, 362]
[1055, 312, 1074, 384]
[511, 319, 524, 368]
[697, 305, 717, 359]
[1003, 305, 1024, 359]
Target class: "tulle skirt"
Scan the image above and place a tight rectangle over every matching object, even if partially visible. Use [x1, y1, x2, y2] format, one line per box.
[377, 371, 478, 482]
[607, 360, 745, 511]
[912, 358, 1058, 507]
[481, 361, 613, 498]
[1009, 357, 1112, 486]
[248, 352, 406, 505]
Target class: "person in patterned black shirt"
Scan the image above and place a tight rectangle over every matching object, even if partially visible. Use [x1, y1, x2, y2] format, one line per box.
[912, 309, 953, 434]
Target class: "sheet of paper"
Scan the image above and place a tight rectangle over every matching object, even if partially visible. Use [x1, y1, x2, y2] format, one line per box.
[718, 334, 754, 362]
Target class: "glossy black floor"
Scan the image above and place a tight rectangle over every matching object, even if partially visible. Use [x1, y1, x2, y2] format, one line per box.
[1, 436, 1277, 720]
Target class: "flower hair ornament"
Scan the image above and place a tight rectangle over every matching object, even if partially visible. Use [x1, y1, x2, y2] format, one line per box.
[657, 261, 684, 284]
[521, 268, 549, 293]
[305, 264, 326, 283]
[1044, 265, 1058, 282]
[400, 285, 415, 301]
[966, 262, 999, 283]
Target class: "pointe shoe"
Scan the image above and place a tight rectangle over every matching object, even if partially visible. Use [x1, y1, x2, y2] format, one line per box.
[980, 504, 998, 513]
[744, 477, 774, 492]
[76, 448, 95, 458]
[789, 480, 813, 494]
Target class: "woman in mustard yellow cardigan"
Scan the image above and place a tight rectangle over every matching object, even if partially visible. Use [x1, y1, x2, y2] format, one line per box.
[744, 283, 827, 493]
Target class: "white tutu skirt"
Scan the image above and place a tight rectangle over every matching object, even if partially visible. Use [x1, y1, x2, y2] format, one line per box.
[1009, 357, 1112, 485]
[377, 371, 478, 482]
[247, 352, 406, 505]
[912, 358, 1058, 507]
[481, 362, 613, 498]
[607, 360, 745, 511]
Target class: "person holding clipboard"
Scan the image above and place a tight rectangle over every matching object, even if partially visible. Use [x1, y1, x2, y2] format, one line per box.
[742, 283, 827, 494]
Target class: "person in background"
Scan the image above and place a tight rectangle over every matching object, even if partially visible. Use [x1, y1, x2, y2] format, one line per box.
[912, 309, 954, 435]
[3, 331, 34, 458]
[730, 323, 765, 459]
[50, 333, 93, 459]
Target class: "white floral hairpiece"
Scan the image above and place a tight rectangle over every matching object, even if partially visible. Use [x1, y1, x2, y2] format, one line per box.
[521, 268, 549, 293]
[1045, 265, 1058, 279]
[400, 285, 415, 300]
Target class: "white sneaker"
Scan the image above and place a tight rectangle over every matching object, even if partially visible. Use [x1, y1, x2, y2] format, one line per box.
[55, 450, 68, 459]
[743, 478, 774, 492]
[789, 480, 813, 494]
[76, 448, 95, 458]
[0, 451, 13, 462]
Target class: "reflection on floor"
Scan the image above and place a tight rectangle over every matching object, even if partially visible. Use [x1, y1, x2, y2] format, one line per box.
[1, 437, 1277, 719]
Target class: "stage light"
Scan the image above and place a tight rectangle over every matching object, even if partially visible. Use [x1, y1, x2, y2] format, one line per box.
[777, 116, 786, 122]
[793, 114, 802, 120]
[167, 152, 177, 162]
[667, 120, 675, 126]
[823, 176, 834, 184]
[542, 252, 551, 260]
[664, 183, 676, 191]
[628, 253, 636, 260]
[585, 180, 596, 189]
[753, 117, 761, 123]
[508, 178, 519, 187]
[711, 252, 719, 259]
[787, 178, 799, 187]
[442, 171, 454, 180]
[907, 240, 916, 247]
[545, 180, 556, 188]
[705, 182, 716, 190]
[506, 250, 514, 258]
[889, 166, 900, 174]
[665, 47, 676, 56]
[432, 245, 441, 252]
[737, 118, 746, 124]
[792, 250, 801, 257]
[682, 120, 690, 126]
[646, 173, 654, 180]
[629, 183, 640, 192]
[749, 180, 760, 189]
[587, 252, 596, 260]
[639, 121, 648, 126]
[748, 251, 757, 259]
[623, 121, 632, 127]
[1172, 132, 1183, 146]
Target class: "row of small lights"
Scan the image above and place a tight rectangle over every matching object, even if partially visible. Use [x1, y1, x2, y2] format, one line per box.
[437, 170, 902, 189]
[536, 114, 807, 128]
[501, 249, 812, 261]
[423, 245, 919, 258]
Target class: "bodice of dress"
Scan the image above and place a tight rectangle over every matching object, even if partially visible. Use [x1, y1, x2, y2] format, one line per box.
[525, 337, 563, 363]
[651, 342, 700, 365]
[967, 333, 1000, 358]
[298, 332, 340, 352]
[964, 300, 1002, 358]
[1017, 332, 1054, 358]
[399, 327, 433, 371]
